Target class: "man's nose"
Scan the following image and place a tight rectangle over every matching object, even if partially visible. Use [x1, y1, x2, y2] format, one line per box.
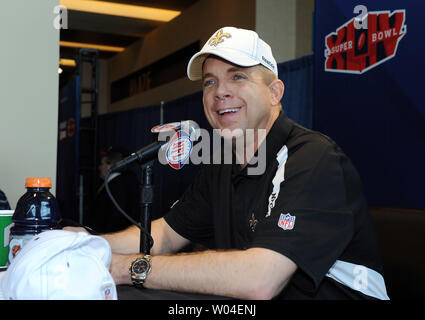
[215, 81, 232, 101]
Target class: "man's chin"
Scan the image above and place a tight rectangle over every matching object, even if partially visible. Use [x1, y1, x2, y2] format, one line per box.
[219, 127, 245, 140]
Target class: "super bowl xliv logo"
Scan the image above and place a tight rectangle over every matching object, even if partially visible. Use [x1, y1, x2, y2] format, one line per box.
[325, 9, 407, 74]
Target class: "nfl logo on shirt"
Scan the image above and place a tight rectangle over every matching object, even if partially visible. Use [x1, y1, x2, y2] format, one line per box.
[278, 213, 296, 230]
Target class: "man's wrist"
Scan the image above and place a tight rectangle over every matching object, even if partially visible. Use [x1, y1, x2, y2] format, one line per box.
[129, 255, 152, 287]
[110, 253, 139, 285]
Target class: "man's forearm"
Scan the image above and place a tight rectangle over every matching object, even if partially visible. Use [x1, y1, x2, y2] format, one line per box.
[112, 247, 296, 300]
[146, 249, 256, 299]
[102, 225, 140, 254]
[103, 218, 189, 255]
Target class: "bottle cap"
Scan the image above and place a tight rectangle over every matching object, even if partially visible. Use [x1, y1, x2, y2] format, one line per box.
[25, 177, 52, 188]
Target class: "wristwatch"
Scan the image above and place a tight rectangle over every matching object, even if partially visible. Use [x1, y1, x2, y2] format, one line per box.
[129, 255, 152, 287]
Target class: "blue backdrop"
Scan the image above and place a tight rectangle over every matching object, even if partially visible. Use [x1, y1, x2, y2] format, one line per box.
[313, 0, 425, 209]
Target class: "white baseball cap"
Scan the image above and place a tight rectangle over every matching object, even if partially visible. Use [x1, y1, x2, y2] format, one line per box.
[187, 26, 278, 81]
[0, 230, 117, 300]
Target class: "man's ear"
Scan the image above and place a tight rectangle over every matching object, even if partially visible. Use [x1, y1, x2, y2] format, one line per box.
[269, 79, 285, 106]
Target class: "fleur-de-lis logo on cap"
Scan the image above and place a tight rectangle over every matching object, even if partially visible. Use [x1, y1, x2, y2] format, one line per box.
[208, 29, 231, 47]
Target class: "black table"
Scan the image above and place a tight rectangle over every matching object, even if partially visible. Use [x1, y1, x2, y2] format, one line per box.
[117, 285, 233, 300]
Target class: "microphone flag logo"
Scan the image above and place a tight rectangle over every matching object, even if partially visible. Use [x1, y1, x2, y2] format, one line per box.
[165, 129, 193, 170]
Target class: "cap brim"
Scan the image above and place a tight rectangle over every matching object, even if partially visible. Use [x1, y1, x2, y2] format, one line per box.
[187, 47, 260, 81]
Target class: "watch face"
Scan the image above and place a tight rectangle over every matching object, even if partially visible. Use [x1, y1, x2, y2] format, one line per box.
[133, 259, 149, 274]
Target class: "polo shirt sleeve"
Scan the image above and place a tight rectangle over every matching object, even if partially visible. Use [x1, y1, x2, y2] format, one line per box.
[163, 166, 215, 247]
[250, 138, 355, 293]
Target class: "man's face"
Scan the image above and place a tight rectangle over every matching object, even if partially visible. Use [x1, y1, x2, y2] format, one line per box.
[202, 56, 277, 140]
[99, 157, 111, 180]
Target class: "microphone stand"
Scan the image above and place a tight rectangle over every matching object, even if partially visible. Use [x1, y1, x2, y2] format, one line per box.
[139, 160, 154, 254]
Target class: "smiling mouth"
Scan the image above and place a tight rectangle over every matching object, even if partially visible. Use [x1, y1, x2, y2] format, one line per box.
[217, 107, 241, 115]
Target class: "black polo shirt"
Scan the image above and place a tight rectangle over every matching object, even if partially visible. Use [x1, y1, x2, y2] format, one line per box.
[164, 111, 389, 300]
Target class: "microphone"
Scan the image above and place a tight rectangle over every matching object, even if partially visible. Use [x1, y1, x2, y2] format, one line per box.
[109, 120, 200, 172]
[108, 141, 165, 173]
[103, 120, 201, 253]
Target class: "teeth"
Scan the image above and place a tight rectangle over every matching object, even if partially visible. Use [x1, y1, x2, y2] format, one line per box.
[218, 108, 240, 115]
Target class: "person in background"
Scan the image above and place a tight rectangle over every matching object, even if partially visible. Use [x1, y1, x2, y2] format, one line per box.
[0, 188, 11, 210]
[86, 146, 140, 233]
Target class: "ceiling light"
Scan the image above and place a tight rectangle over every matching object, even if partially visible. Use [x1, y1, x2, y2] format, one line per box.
[60, 41, 125, 52]
[59, 58, 77, 67]
[60, 0, 181, 22]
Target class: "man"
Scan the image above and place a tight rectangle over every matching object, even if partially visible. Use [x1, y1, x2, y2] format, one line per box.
[68, 27, 389, 300]
[86, 146, 139, 233]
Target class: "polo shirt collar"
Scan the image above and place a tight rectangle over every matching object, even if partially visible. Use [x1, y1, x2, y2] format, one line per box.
[231, 111, 293, 178]
[264, 111, 293, 167]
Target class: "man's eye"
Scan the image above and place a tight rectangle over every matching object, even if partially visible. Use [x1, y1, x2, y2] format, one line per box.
[203, 79, 214, 87]
[233, 74, 245, 80]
